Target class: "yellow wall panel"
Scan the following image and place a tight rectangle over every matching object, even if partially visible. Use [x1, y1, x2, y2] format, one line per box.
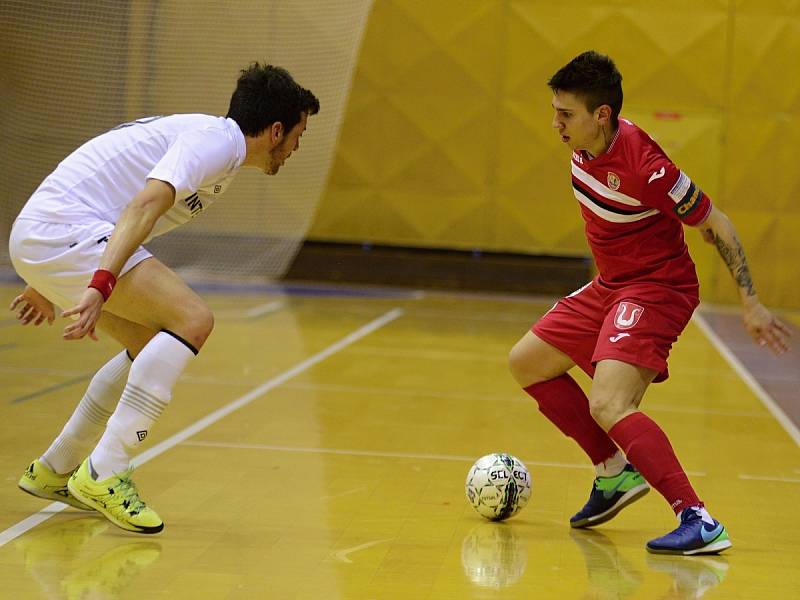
[729, 3, 800, 113]
[723, 116, 798, 213]
[399, 1, 503, 92]
[313, 1, 800, 307]
[615, 4, 728, 109]
[356, 2, 436, 79]
[724, 0, 800, 307]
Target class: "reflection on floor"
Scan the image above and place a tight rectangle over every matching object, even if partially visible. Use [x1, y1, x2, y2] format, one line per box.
[14, 515, 162, 599]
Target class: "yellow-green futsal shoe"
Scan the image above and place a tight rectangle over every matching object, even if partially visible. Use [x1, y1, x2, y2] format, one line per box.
[18, 459, 94, 511]
[68, 458, 164, 534]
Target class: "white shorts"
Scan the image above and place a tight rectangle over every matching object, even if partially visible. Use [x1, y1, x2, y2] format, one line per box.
[9, 218, 152, 310]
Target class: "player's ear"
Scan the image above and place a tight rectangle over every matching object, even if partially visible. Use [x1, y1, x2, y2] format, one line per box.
[596, 104, 612, 124]
[270, 121, 284, 144]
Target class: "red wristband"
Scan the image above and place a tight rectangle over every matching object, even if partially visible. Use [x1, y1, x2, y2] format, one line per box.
[88, 269, 116, 301]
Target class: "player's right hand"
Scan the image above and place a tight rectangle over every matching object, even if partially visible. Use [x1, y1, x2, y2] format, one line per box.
[61, 288, 104, 341]
[9, 286, 55, 326]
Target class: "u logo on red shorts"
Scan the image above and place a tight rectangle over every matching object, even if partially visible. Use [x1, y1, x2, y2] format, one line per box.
[614, 302, 644, 330]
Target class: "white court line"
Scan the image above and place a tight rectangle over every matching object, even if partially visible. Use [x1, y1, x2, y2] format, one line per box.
[692, 312, 800, 447]
[283, 381, 770, 418]
[171, 378, 772, 419]
[213, 300, 285, 319]
[347, 345, 508, 362]
[0, 506, 68, 548]
[182, 440, 514, 464]
[331, 538, 394, 564]
[243, 300, 285, 318]
[319, 486, 369, 501]
[180, 440, 708, 477]
[0, 308, 404, 548]
[739, 474, 800, 484]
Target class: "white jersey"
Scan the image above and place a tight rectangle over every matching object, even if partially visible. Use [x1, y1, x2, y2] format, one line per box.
[17, 114, 247, 242]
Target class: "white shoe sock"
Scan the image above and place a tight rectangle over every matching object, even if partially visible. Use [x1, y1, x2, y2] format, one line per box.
[41, 350, 132, 474]
[686, 505, 715, 525]
[90, 332, 195, 480]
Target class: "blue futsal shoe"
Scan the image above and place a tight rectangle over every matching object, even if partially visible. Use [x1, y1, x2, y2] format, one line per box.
[646, 507, 732, 555]
[570, 464, 650, 528]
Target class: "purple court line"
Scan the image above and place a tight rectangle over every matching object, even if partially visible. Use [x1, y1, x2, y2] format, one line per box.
[695, 309, 800, 445]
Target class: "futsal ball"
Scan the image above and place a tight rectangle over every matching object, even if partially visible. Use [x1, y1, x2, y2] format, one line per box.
[465, 453, 531, 521]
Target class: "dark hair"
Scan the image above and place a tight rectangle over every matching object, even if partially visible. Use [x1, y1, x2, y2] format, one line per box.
[227, 63, 320, 136]
[548, 51, 623, 127]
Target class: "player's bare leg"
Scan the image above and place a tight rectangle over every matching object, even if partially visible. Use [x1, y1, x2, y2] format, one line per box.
[68, 257, 213, 534]
[97, 311, 158, 357]
[104, 256, 214, 350]
[509, 332, 647, 527]
[587, 359, 653, 431]
[509, 331, 575, 386]
[594, 360, 731, 554]
[510, 332, 623, 470]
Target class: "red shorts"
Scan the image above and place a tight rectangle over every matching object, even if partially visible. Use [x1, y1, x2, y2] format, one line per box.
[532, 278, 699, 383]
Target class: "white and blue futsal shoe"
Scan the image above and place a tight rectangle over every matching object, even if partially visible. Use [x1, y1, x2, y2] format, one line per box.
[646, 507, 732, 555]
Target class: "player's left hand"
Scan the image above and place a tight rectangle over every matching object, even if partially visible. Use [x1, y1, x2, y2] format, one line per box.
[61, 287, 104, 341]
[742, 300, 791, 355]
[9, 286, 55, 326]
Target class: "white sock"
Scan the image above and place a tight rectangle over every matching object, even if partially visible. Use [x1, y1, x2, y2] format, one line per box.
[40, 350, 132, 475]
[595, 450, 626, 477]
[685, 505, 715, 525]
[90, 332, 195, 480]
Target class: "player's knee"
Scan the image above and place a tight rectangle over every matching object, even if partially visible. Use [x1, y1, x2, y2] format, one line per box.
[588, 397, 612, 429]
[191, 305, 214, 347]
[508, 342, 530, 385]
[509, 340, 544, 386]
[588, 393, 633, 431]
[175, 302, 214, 349]
[509, 334, 570, 387]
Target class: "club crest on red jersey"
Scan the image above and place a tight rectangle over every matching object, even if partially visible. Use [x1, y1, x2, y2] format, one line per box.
[607, 172, 621, 190]
[614, 302, 644, 329]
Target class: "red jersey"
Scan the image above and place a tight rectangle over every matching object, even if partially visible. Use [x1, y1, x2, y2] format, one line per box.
[570, 118, 712, 293]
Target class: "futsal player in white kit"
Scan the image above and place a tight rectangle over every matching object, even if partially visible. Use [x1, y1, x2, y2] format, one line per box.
[9, 63, 319, 534]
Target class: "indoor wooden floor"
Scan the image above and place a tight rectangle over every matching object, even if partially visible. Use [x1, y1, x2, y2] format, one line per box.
[1, 282, 798, 599]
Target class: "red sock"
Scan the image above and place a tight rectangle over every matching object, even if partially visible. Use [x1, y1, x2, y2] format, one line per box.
[608, 412, 701, 513]
[525, 374, 618, 465]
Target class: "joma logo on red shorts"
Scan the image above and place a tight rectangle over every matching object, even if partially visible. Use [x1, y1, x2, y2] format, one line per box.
[614, 302, 644, 330]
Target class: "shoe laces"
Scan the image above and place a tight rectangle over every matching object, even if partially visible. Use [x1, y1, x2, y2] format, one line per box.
[110, 473, 147, 515]
[672, 509, 703, 534]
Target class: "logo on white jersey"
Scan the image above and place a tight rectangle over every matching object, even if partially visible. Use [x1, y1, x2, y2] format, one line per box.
[614, 302, 644, 330]
[607, 172, 621, 190]
[648, 166, 666, 184]
[183, 193, 204, 217]
[609, 332, 631, 343]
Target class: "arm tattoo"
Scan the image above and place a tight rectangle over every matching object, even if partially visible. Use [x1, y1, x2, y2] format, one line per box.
[713, 232, 756, 297]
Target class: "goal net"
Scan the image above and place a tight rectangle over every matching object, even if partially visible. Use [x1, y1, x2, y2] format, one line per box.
[0, 0, 372, 283]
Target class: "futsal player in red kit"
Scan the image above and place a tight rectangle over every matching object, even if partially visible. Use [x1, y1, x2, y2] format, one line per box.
[508, 51, 791, 555]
